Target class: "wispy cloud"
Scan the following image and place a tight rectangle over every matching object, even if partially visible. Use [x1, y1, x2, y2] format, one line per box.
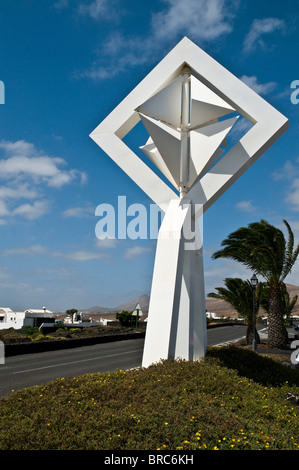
[285, 179, 299, 212]
[2, 245, 48, 256]
[235, 200, 257, 213]
[204, 258, 254, 294]
[59, 250, 108, 261]
[78, 0, 121, 21]
[12, 200, 50, 220]
[51, 237, 114, 261]
[272, 157, 299, 212]
[152, 0, 238, 42]
[272, 159, 299, 181]
[62, 206, 94, 218]
[76, 33, 154, 80]
[53, 0, 69, 9]
[1, 238, 113, 262]
[95, 238, 118, 249]
[79, 0, 240, 80]
[0, 200, 9, 217]
[240, 75, 277, 96]
[123, 245, 153, 259]
[243, 17, 286, 53]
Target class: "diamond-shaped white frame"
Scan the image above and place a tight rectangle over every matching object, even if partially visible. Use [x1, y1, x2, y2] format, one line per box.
[90, 37, 288, 367]
[90, 36, 288, 214]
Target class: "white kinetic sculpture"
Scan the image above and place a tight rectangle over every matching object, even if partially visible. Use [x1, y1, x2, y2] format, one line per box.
[90, 37, 288, 368]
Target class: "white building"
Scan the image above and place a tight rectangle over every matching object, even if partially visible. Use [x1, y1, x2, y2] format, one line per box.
[63, 312, 109, 327]
[0, 306, 54, 330]
[206, 311, 221, 320]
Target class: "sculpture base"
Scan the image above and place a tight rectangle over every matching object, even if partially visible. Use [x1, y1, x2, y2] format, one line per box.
[142, 199, 207, 368]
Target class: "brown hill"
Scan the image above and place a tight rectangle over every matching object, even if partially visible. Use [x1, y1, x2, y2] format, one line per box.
[206, 283, 299, 318]
[68, 285, 299, 322]
[285, 284, 299, 315]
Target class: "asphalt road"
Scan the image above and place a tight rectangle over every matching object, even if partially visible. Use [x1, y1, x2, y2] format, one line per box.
[0, 324, 249, 398]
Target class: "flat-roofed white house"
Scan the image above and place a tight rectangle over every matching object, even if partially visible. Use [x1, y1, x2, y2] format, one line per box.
[0, 306, 54, 330]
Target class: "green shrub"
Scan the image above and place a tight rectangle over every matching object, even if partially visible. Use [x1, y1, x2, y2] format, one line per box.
[69, 328, 82, 335]
[21, 326, 40, 336]
[0, 346, 298, 450]
[0, 328, 31, 344]
[115, 310, 134, 326]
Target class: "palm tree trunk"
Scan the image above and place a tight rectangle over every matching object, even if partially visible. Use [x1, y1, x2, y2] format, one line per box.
[246, 325, 260, 345]
[267, 284, 288, 348]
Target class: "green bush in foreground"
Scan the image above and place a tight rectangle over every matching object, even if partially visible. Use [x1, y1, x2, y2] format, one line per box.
[0, 346, 298, 450]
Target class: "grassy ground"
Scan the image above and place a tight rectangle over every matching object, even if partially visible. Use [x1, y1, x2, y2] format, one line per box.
[0, 345, 299, 451]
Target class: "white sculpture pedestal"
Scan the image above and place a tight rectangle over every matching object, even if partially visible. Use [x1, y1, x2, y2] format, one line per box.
[142, 199, 207, 367]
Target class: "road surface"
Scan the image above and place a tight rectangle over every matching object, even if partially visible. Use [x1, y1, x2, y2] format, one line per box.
[0, 324, 249, 397]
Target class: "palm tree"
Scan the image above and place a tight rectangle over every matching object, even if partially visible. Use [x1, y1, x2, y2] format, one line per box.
[212, 219, 299, 348]
[66, 308, 78, 323]
[261, 282, 298, 323]
[208, 278, 261, 345]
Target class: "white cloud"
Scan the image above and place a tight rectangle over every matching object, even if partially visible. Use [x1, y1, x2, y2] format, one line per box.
[243, 17, 286, 53]
[79, 0, 239, 80]
[271, 158, 299, 212]
[78, 0, 120, 21]
[285, 178, 299, 211]
[53, 238, 116, 261]
[53, 0, 69, 9]
[62, 250, 108, 261]
[229, 116, 253, 140]
[0, 184, 38, 200]
[78, 33, 152, 80]
[62, 206, 94, 218]
[95, 238, 117, 249]
[0, 140, 85, 188]
[240, 75, 277, 96]
[12, 200, 50, 220]
[204, 258, 254, 294]
[152, 0, 238, 42]
[1, 240, 112, 262]
[2, 245, 48, 256]
[0, 200, 9, 217]
[0, 155, 63, 179]
[123, 245, 153, 259]
[235, 200, 257, 213]
[0, 139, 86, 221]
[272, 158, 299, 181]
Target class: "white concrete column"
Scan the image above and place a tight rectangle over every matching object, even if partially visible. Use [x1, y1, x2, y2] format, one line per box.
[179, 70, 190, 198]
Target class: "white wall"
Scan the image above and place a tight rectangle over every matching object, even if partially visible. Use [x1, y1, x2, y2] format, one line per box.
[0, 312, 27, 330]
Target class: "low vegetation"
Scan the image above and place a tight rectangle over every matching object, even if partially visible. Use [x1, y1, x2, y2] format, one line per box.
[0, 324, 143, 344]
[0, 346, 298, 450]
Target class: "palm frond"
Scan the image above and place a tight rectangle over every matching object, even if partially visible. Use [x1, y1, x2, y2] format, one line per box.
[281, 219, 299, 281]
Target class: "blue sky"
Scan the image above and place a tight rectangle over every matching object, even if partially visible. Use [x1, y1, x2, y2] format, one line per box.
[0, 0, 298, 312]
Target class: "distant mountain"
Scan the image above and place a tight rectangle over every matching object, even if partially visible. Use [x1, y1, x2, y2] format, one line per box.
[81, 305, 115, 314]
[285, 284, 299, 315]
[115, 294, 150, 313]
[80, 284, 299, 319]
[81, 294, 150, 315]
[206, 297, 237, 317]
